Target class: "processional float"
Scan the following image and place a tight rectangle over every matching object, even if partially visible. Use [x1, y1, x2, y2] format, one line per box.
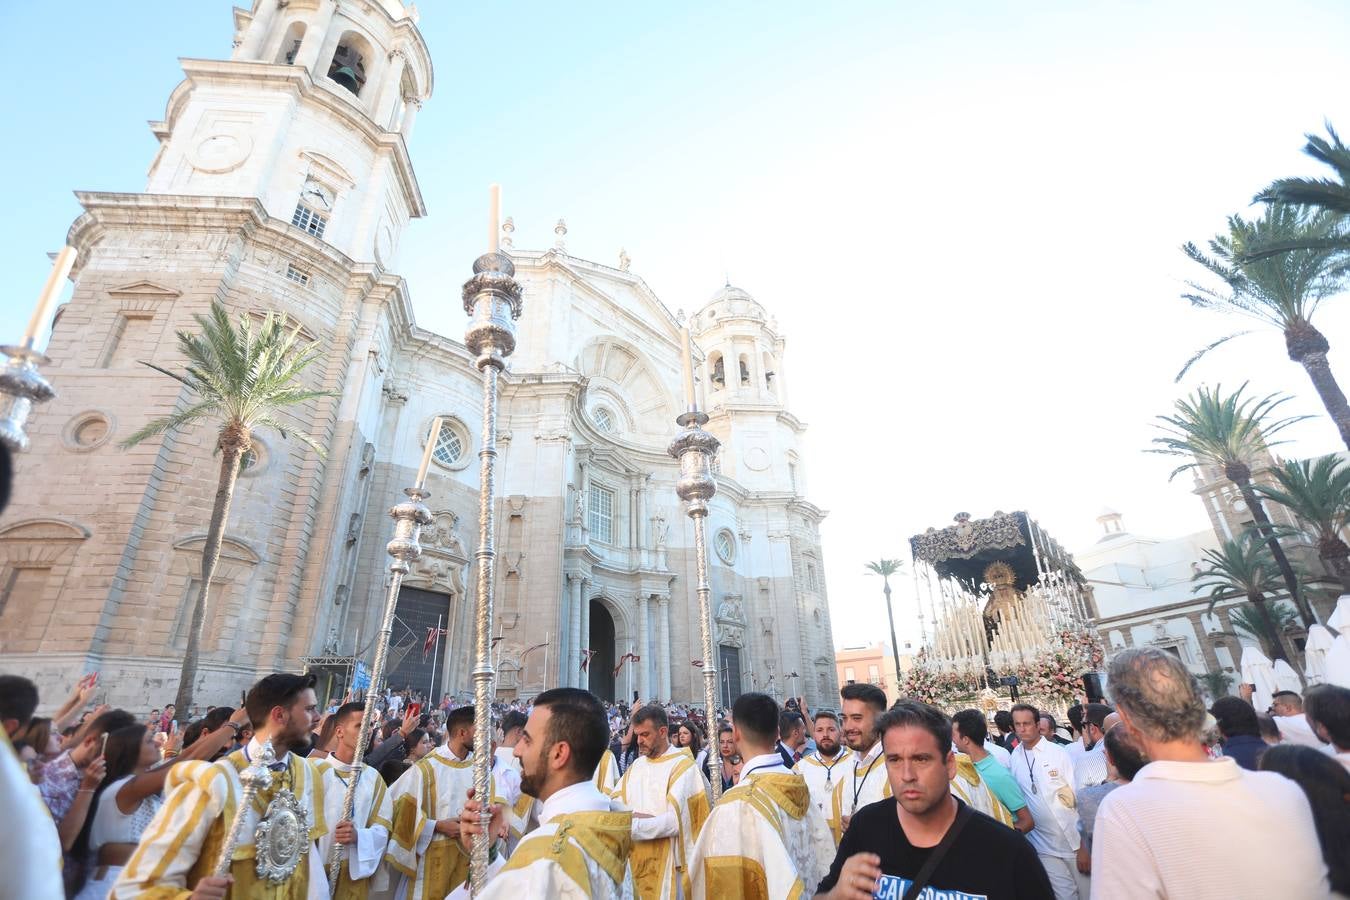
[908, 511, 1097, 692]
[0, 246, 76, 453]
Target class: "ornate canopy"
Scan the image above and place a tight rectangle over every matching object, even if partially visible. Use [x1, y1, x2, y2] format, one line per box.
[909, 510, 1082, 592]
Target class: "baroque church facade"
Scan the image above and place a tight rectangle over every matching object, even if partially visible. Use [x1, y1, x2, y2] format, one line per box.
[0, 0, 839, 710]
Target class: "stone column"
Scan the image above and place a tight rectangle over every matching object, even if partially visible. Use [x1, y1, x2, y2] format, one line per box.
[580, 580, 592, 687]
[374, 51, 408, 130]
[657, 596, 671, 701]
[637, 595, 651, 699]
[235, 0, 280, 59]
[295, 0, 338, 77]
[569, 575, 583, 688]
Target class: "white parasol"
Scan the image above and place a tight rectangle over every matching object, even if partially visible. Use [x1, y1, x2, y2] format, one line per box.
[1240, 645, 1277, 711]
[1324, 595, 1350, 689]
[1271, 659, 1304, 693]
[1303, 625, 1335, 685]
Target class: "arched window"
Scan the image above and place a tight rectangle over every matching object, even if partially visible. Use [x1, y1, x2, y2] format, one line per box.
[275, 21, 306, 64]
[763, 352, 776, 393]
[709, 353, 725, 388]
[327, 32, 371, 96]
[738, 355, 750, 386]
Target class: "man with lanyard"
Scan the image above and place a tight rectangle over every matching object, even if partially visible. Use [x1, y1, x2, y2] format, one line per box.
[386, 705, 502, 900]
[455, 688, 636, 898]
[316, 701, 394, 899]
[828, 683, 889, 841]
[612, 704, 710, 899]
[816, 701, 1053, 900]
[688, 693, 834, 898]
[1009, 703, 1080, 900]
[115, 673, 327, 898]
[795, 710, 852, 845]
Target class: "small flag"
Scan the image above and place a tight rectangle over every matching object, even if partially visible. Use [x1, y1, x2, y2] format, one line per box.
[692, 659, 704, 668]
[581, 649, 597, 672]
[423, 626, 447, 659]
[614, 652, 640, 677]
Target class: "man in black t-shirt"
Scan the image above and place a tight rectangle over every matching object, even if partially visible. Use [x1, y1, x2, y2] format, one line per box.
[816, 701, 1052, 900]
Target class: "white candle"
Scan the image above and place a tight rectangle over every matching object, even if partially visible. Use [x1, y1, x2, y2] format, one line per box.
[679, 327, 697, 411]
[24, 246, 77, 347]
[488, 184, 501, 254]
[415, 416, 444, 489]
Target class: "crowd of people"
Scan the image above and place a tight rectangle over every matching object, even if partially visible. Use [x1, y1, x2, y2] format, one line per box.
[1, 647, 1348, 898]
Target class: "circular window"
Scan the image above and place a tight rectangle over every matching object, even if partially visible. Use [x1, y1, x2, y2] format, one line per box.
[425, 418, 472, 471]
[715, 529, 737, 565]
[432, 420, 464, 465]
[62, 411, 114, 452]
[1231, 498, 1249, 513]
[593, 406, 615, 433]
[238, 439, 268, 477]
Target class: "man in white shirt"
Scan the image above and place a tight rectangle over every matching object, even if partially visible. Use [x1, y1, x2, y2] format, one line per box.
[1270, 690, 1326, 749]
[1010, 703, 1080, 900]
[1073, 703, 1112, 791]
[1093, 647, 1328, 899]
[1305, 683, 1350, 773]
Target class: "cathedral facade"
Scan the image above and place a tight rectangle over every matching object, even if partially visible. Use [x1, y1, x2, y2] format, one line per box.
[0, 0, 839, 710]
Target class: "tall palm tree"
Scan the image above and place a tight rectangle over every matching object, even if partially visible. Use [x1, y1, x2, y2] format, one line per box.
[1254, 454, 1350, 594]
[1149, 384, 1316, 627]
[864, 558, 905, 691]
[1227, 601, 1300, 647]
[1179, 203, 1350, 452]
[123, 303, 330, 713]
[1193, 537, 1291, 661]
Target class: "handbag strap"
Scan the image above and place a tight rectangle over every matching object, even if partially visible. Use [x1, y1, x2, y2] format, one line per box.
[902, 800, 974, 900]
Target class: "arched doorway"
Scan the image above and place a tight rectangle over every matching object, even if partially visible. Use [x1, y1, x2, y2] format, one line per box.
[588, 599, 616, 700]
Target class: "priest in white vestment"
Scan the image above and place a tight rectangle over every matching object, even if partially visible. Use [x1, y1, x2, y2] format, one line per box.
[316, 702, 394, 899]
[386, 706, 501, 900]
[115, 674, 329, 899]
[453, 687, 635, 899]
[793, 710, 853, 845]
[829, 683, 890, 839]
[613, 704, 711, 898]
[689, 693, 834, 899]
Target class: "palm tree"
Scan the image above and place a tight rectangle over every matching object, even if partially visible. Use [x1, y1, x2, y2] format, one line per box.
[1179, 203, 1350, 452]
[1150, 384, 1316, 627]
[1254, 454, 1350, 594]
[1258, 125, 1350, 216]
[123, 303, 330, 713]
[1227, 601, 1300, 646]
[1193, 537, 1290, 661]
[864, 559, 905, 691]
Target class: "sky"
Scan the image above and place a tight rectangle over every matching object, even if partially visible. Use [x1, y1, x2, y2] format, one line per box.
[2, 1, 1349, 653]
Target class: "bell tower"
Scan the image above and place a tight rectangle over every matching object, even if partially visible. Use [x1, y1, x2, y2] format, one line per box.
[146, 0, 432, 266]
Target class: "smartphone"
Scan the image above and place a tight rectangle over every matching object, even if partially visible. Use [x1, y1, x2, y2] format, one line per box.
[170, 720, 178, 736]
[408, 703, 422, 718]
[100, 732, 109, 756]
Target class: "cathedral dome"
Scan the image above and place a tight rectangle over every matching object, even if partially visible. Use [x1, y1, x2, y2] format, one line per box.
[694, 283, 766, 327]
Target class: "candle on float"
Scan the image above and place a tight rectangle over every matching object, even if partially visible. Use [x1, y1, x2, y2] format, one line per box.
[679, 327, 698, 411]
[488, 184, 501, 254]
[415, 416, 444, 489]
[24, 246, 77, 347]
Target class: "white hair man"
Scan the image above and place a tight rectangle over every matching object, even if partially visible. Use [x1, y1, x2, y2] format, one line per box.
[1092, 647, 1328, 898]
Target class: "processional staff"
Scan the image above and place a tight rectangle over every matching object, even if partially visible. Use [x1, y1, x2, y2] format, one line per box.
[326, 418, 442, 891]
[669, 325, 723, 800]
[1, 245, 76, 452]
[464, 184, 523, 893]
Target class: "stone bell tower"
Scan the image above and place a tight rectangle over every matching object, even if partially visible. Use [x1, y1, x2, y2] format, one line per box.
[0, 1, 435, 708]
[146, 0, 433, 266]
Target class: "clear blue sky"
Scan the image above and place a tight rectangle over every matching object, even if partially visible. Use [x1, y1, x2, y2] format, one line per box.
[2, 2, 1349, 648]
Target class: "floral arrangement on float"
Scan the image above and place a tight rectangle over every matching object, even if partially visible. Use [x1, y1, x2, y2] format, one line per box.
[900, 629, 1104, 707]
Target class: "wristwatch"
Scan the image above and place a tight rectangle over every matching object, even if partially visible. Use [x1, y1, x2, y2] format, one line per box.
[226, 721, 245, 736]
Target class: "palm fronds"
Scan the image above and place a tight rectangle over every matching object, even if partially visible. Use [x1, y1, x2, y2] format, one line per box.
[1147, 383, 1309, 480]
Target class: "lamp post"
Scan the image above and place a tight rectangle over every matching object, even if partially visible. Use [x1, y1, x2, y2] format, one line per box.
[463, 186, 522, 892]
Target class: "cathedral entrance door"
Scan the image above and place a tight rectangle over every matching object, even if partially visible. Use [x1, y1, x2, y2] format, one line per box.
[588, 600, 616, 700]
[718, 645, 742, 708]
[389, 585, 451, 699]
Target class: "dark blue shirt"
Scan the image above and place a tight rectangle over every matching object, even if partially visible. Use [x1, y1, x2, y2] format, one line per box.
[1221, 734, 1268, 770]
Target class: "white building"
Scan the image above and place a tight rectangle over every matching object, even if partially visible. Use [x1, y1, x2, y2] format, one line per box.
[0, 0, 838, 710]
